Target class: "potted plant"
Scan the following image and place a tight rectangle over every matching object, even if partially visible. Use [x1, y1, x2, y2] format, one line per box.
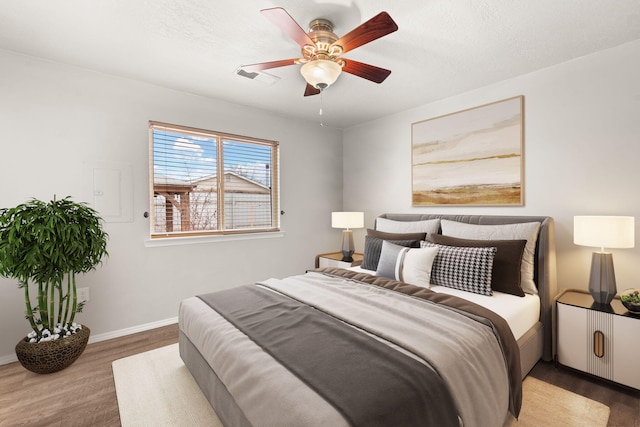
[0, 196, 108, 374]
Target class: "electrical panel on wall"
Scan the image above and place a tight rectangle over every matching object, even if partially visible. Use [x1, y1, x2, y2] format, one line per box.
[85, 162, 134, 223]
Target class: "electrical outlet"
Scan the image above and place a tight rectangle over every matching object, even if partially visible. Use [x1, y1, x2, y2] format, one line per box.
[77, 287, 90, 302]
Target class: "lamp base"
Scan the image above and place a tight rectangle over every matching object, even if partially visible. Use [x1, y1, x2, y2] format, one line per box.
[588, 252, 617, 305]
[340, 230, 355, 262]
[341, 251, 354, 263]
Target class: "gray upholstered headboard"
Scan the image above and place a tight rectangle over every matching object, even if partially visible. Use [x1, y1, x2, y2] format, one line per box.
[376, 213, 558, 362]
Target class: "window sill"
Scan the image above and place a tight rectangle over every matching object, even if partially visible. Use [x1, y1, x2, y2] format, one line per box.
[144, 231, 285, 248]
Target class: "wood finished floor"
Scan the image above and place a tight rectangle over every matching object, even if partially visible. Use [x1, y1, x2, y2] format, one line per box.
[0, 323, 638, 426]
[530, 360, 639, 427]
[0, 324, 179, 427]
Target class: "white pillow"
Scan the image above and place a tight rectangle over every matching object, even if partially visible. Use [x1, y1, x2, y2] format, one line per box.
[440, 220, 541, 294]
[375, 240, 438, 288]
[376, 218, 440, 234]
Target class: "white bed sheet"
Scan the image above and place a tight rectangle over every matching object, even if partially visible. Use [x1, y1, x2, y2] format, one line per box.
[347, 266, 540, 341]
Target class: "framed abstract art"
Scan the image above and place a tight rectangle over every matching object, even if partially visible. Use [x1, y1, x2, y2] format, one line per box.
[412, 96, 524, 206]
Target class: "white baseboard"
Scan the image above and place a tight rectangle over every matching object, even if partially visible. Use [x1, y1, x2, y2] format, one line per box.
[87, 316, 178, 344]
[0, 353, 17, 365]
[0, 317, 178, 366]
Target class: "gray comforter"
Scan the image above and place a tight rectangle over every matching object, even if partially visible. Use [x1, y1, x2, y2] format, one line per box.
[199, 284, 458, 427]
[179, 269, 519, 427]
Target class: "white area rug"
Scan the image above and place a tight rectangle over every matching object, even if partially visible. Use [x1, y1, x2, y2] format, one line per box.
[113, 344, 610, 427]
[112, 343, 222, 427]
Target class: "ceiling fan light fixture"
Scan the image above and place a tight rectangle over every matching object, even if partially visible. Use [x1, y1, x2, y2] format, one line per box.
[300, 59, 342, 90]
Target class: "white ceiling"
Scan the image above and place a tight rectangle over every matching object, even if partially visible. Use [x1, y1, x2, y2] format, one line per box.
[1, 1, 640, 129]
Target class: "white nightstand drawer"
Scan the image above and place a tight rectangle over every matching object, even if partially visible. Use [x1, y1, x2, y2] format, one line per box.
[556, 289, 639, 390]
[319, 257, 354, 268]
[315, 252, 363, 269]
[613, 315, 640, 389]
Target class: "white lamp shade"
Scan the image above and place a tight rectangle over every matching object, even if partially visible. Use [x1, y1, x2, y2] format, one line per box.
[574, 215, 635, 249]
[332, 212, 364, 230]
[300, 59, 342, 89]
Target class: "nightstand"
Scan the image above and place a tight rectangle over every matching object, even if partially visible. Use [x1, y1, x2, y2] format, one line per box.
[556, 289, 640, 390]
[315, 252, 363, 269]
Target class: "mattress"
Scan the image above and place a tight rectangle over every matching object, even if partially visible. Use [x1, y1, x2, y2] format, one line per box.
[348, 265, 540, 341]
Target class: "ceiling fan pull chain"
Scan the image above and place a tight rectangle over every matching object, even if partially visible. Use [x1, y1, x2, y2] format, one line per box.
[319, 91, 324, 127]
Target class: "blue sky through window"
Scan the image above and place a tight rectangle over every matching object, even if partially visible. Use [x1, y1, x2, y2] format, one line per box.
[153, 130, 272, 187]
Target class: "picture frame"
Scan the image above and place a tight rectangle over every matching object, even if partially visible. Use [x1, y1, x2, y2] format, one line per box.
[411, 96, 524, 206]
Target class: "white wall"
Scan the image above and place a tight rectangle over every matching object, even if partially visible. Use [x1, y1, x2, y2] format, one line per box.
[343, 40, 640, 295]
[3, 39, 640, 362]
[0, 50, 344, 361]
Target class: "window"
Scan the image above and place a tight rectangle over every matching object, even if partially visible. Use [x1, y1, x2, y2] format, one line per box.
[149, 121, 279, 238]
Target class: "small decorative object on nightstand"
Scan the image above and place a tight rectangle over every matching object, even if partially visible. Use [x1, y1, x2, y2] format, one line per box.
[620, 288, 640, 314]
[573, 215, 635, 304]
[331, 212, 364, 262]
[315, 252, 363, 269]
[556, 289, 639, 390]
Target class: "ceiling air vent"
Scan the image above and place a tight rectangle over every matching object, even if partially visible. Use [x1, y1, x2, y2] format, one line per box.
[235, 67, 280, 86]
[237, 69, 259, 79]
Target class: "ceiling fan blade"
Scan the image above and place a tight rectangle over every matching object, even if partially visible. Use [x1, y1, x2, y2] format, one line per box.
[342, 59, 392, 83]
[332, 12, 398, 54]
[304, 84, 321, 97]
[261, 7, 315, 48]
[240, 59, 299, 73]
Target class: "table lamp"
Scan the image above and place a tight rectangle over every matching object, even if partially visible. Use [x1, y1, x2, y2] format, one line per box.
[331, 212, 364, 262]
[574, 215, 635, 304]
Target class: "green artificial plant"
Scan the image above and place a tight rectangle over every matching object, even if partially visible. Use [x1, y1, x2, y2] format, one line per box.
[0, 196, 108, 338]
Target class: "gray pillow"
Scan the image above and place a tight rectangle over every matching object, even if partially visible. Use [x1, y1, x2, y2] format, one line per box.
[361, 236, 420, 271]
[375, 240, 438, 288]
[376, 218, 440, 234]
[367, 228, 426, 241]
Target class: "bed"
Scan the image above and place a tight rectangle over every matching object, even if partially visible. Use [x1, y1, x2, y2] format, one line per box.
[179, 213, 557, 427]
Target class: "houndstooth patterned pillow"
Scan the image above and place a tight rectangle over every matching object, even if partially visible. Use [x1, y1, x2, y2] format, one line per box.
[421, 241, 497, 296]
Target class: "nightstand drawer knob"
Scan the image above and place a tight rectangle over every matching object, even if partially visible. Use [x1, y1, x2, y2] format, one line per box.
[593, 330, 605, 358]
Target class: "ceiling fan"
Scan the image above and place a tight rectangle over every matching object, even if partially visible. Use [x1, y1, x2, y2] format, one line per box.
[240, 7, 398, 97]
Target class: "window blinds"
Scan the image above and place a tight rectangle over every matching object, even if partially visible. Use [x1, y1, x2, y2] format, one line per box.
[149, 121, 279, 238]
